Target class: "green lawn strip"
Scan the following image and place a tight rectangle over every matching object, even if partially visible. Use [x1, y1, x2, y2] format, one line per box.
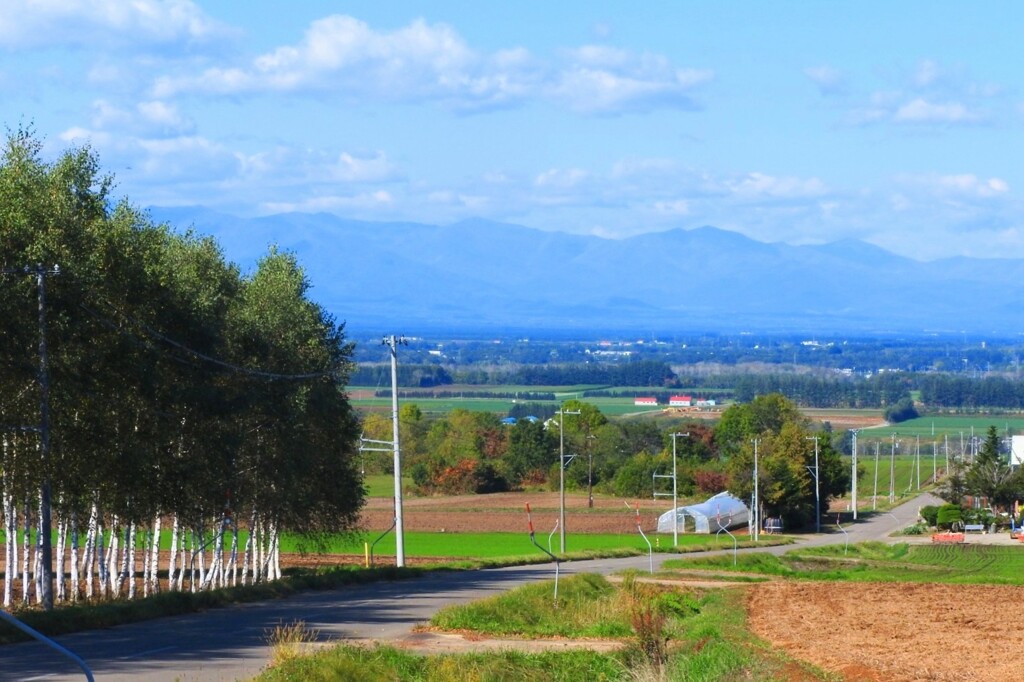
[275, 530, 789, 558]
[362, 474, 413, 497]
[255, 644, 626, 682]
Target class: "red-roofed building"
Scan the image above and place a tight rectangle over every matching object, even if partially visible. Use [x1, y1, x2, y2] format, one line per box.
[669, 395, 692, 407]
[634, 397, 658, 406]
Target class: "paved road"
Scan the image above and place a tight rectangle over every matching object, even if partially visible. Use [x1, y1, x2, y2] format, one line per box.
[0, 493, 943, 682]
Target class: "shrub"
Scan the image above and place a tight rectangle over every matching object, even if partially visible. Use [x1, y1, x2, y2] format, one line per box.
[935, 503, 963, 530]
[919, 505, 939, 527]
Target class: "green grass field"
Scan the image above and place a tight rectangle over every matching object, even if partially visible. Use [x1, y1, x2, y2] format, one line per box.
[850, 454, 935, 504]
[292, 530, 743, 558]
[862, 414, 1024, 441]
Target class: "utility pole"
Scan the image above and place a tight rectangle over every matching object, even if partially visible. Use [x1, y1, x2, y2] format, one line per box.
[585, 432, 597, 509]
[557, 405, 580, 554]
[872, 441, 880, 510]
[889, 434, 897, 503]
[752, 438, 760, 542]
[850, 430, 858, 521]
[805, 436, 820, 533]
[383, 335, 407, 567]
[670, 432, 689, 546]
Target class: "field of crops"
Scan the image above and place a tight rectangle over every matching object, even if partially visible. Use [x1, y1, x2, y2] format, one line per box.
[865, 414, 1024, 441]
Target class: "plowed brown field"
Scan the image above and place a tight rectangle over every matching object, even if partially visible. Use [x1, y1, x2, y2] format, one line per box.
[359, 491, 666, 534]
[747, 581, 1018, 682]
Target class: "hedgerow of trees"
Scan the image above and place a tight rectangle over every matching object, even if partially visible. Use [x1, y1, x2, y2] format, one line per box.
[1, 131, 363, 610]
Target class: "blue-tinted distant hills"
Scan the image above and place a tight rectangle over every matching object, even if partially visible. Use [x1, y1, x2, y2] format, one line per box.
[147, 207, 1024, 337]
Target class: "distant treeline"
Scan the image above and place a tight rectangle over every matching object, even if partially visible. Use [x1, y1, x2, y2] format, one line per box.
[374, 390, 557, 401]
[351, 361, 1024, 410]
[918, 374, 1024, 409]
[351, 359, 676, 388]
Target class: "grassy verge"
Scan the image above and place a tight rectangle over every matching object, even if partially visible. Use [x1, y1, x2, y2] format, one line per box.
[256, 644, 624, 682]
[662, 541, 1024, 585]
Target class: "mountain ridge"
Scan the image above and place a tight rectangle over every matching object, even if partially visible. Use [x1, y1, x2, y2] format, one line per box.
[146, 207, 1024, 336]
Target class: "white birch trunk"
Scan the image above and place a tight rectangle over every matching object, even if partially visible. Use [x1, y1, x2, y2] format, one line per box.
[195, 528, 206, 591]
[2, 486, 15, 608]
[240, 509, 256, 586]
[167, 514, 179, 591]
[148, 515, 161, 596]
[55, 511, 67, 602]
[1, 435, 13, 607]
[228, 525, 239, 587]
[22, 500, 31, 603]
[121, 522, 136, 599]
[266, 521, 279, 582]
[175, 529, 185, 592]
[142, 528, 151, 598]
[106, 516, 119, 597]
[69, 510, 79, 602]
[83, 499, 98, 599]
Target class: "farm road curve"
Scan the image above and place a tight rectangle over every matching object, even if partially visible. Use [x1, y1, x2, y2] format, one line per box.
[0, 492, 944, 682]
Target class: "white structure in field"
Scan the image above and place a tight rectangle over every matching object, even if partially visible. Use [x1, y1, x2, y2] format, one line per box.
[634, 396, 658, 406]
[669, 395, 692, 406]
[1011, 435, 1024, 466]
[657, 491, 749, 534]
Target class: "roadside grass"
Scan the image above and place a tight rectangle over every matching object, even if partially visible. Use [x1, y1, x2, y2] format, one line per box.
[431, 573, 633, 638]
[662, 542, 1024, 585]
[265, 620, 319, 667]
[256, 644, 625, 682]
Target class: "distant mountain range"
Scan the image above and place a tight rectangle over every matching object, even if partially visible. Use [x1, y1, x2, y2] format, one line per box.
[147, 207, 1024, 337]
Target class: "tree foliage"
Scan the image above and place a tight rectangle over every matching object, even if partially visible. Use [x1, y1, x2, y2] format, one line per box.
[1, 131, 364, 606]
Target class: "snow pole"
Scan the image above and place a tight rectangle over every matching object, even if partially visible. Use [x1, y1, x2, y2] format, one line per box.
[547, 519, 560, 556]
[714, 505, 737, 566]
[525, 503, 559, 604]
[835, 514, 850, 555]
[626, 502, 653, 574]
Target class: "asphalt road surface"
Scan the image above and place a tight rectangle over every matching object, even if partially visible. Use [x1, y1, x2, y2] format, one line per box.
[0, 493, 943, 682]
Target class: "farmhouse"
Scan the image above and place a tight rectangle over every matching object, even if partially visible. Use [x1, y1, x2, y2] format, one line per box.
[634, 396, 658, 406]
[669, 395, 692, 407]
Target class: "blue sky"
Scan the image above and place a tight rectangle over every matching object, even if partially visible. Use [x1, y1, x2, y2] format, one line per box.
[3, 1, 1022, 260]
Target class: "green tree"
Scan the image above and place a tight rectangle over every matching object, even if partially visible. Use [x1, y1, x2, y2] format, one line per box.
[965, 425, 1021, 511]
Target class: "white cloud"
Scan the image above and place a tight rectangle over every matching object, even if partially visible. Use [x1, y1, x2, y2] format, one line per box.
[912, 59, 941, 88]
[0, 0, 231, 49]
[896, 173, 1010, 199]
[261, 191, 394, 214]
[534, 168, 589, 188]
[153, 15, 709, 115]
[154, 15, 533, 109]
[652, 199, 690, 216]
[804, 65, 845, 95]
[727, 172, 828, 200]
[893, 98, 982, 124]
[330, 152, 398, 183]
[553, 46, 712, 114]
